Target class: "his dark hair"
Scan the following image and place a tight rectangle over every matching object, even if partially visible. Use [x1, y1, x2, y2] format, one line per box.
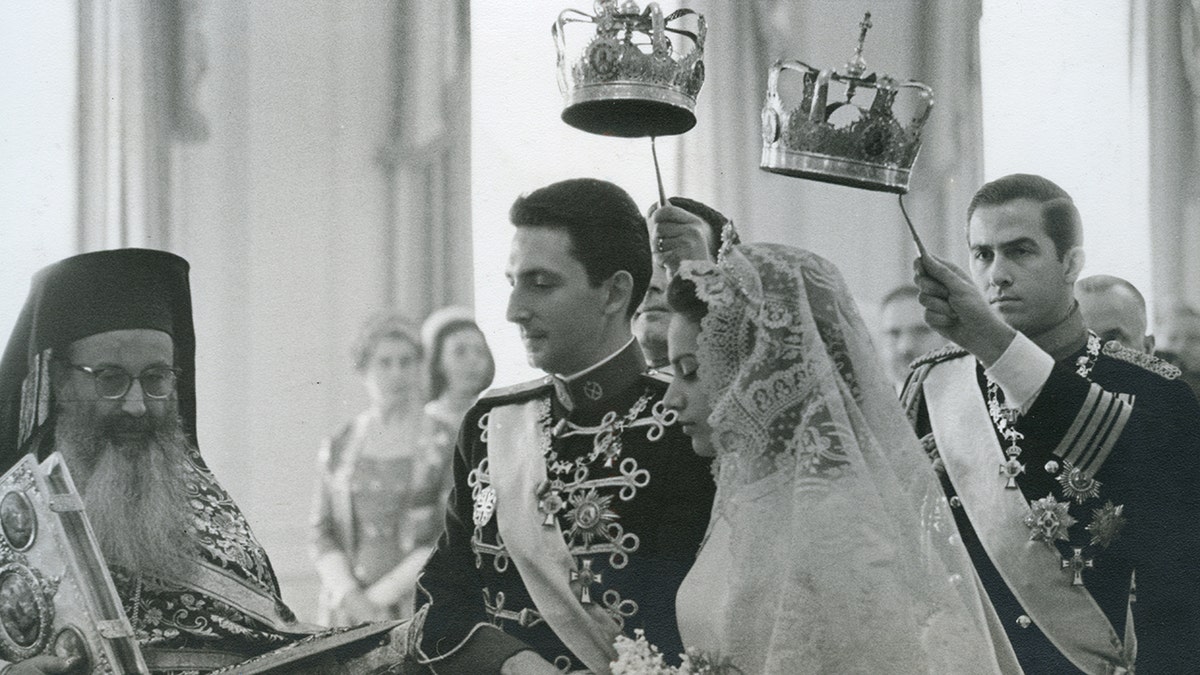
[426, 319, 495, 400]
[666, 276, 709, 325]
[967, 173, 1082, 260]
[1076, 275, 1148, 314]
[666, 196, 732, 259]
[353, 312, 422, 372]
[880, 284, 921, 309]
[510, 178, 650, 318]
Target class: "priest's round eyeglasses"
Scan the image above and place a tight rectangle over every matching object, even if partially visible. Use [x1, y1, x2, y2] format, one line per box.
[68, 364, 181, 399]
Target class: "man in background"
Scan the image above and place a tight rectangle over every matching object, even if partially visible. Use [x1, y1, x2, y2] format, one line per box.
[632, 263, 672, 372]
[635, 196, 734, 372]
[1076, 274, 1154, 354]
[879, 285, 944, 386]
[1158, 305, 1200, 397]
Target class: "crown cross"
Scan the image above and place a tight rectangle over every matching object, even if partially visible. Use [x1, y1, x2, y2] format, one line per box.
[536, 479, 566, 527]
[1000, 457, 1025, 489]
[845, 12, 873, 78]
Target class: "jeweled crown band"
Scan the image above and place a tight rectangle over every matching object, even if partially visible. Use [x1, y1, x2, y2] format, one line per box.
[554, 2, 706, 137]
[759, 14, 934, 194]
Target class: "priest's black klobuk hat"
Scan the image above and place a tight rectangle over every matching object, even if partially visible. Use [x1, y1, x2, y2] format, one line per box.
[0, 249, 197, 471]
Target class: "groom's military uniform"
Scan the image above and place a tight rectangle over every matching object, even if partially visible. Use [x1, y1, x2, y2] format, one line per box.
[415, 340, 714, 674]
[901, 321, 1200, 674]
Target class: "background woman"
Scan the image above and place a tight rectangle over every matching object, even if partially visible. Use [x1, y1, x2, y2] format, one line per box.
[662, 244, 1017, 673]
[421, 306, 495, 437]
[310, 313, 451, 625]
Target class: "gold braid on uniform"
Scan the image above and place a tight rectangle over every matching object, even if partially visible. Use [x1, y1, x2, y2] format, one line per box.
[1100, 341, 1181, 380]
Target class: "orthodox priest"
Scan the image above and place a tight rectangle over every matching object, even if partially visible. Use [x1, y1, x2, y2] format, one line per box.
[0, 250, 410, 674]
[414, 179, 715, 674]
[902, 174, 1200, 673]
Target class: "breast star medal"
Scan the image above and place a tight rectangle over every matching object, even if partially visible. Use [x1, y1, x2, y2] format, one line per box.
[565, 489, 618, 546]
[1085, 501, 1126, 548]
[1056, 460, 1102, 503]
[473, 485, 497, 528]
[1023, 494, 1077, 544]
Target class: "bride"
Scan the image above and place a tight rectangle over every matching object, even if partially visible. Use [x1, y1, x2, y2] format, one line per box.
[661, 242, 1019, 674]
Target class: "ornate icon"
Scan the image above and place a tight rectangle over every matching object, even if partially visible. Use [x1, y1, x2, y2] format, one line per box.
[0, 491, 36, 551]
[52, 625, 91, 671]
[0, 563, 56, 661]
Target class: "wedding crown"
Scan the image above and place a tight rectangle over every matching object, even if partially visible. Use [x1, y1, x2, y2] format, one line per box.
[760, 13, 934, 193]
[553, 1, 706, 137]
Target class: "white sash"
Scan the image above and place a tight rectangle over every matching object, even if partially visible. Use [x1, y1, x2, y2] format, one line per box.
[924, 357, 1133, 675]
[487, 400, 620, 674]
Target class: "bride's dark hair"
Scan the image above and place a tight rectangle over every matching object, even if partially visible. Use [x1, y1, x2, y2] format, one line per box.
[666, 275, 708, 323]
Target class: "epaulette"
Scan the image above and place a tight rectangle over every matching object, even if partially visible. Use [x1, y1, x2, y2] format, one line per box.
[641, 369, 672, 385]
[1101, 341, 1181, 380]
[478, 376, 554, 403]
[909, 344, 970, 370]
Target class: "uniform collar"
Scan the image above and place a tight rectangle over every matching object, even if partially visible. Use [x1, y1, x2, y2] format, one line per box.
[551, 338, 645, 415]
[1027, 301, 1088, 363]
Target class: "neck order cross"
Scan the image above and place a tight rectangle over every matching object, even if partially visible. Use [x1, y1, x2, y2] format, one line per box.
[986, 331, 1100, 489]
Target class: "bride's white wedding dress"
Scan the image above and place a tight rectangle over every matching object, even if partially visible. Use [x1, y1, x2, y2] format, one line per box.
[671, 244, 1019, 674]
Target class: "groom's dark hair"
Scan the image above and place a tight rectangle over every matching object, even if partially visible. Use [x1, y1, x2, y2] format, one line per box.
[510, 178, 651, 318]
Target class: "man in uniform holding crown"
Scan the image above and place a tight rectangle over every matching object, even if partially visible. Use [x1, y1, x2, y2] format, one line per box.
[903, 173, 1200, 673]
[414, 179, 714, 674]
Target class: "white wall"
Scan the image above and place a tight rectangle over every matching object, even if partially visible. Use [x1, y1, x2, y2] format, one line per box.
[980, 0, 1153, 314]
[172, 1, 396, 621]
[0, 1, 77, 343]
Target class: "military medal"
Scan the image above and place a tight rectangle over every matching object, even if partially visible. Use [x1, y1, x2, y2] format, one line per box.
[1075, 332, 1102, 378]
[536, 479, 566, 527]
[987, 382, 1026, 489]
[570, 558, 603, 605]
[473, 485, 497, 528]
[1056, 459, 1102, 503]
[1061, 547, 1094, 586]
[1085, 501, 1126, 548]
[564, 489, 618, 546]
[1024, 494, 1077, 545]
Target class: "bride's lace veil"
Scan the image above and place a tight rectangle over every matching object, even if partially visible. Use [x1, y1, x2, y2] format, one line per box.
[675, 243, 1016, 673]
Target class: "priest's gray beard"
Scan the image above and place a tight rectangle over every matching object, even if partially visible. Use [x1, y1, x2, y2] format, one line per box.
[55, 400, 197, 582]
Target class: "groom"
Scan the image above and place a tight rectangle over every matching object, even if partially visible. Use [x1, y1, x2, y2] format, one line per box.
[414, 178, 715, 674]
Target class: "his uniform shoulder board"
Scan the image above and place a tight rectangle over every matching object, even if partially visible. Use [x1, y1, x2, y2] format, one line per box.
[642, 369, 672, 386]
[478, 377, 554, 404]
[909, 343, 970, 370]
[899, 344, 970, 419]
[1101, 341, 1181, 380]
